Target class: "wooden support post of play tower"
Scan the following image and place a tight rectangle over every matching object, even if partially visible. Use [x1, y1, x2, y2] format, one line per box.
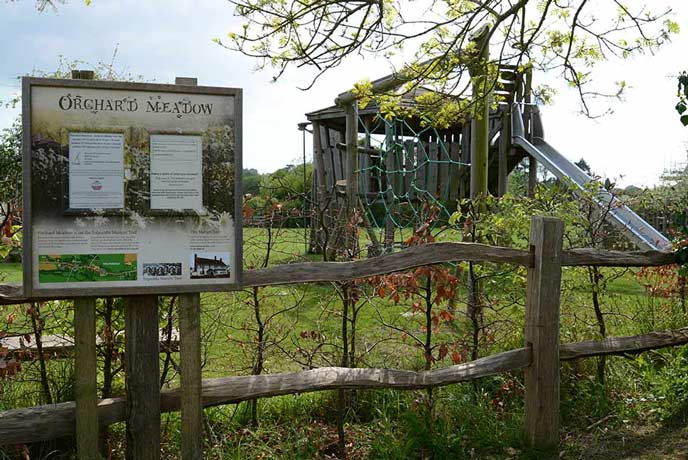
[469, 25, 490, 201]
[384, 119, 395, 251]
[498, 107, 509, 197]
[525, 68, 537, 198]
[311, 120, 330, 256]
[345, 102, 360, 256]
[124, 295, 161, 460]
[524, 216, 563, 456]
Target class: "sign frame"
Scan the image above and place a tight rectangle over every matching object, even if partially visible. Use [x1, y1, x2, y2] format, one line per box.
[22, 77, 243, 297]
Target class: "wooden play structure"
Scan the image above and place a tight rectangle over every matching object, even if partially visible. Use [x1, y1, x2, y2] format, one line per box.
[305, 63, 671, 255]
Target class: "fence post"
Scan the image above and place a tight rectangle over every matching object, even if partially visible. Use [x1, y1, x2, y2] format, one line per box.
[173, 76, 205, 460]
[179, 293, 202, 460]
[74, 297, 98, 459]
[524, 216, 563, 454]
[70, 69, 100, 460]
[125, 295, 160, 460]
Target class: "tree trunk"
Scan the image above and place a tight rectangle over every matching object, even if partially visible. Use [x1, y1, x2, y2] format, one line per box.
[250, 286, 265, 427]
[337, 284, 350, 459]
[30, 302, 52, 405]
[588, 266, 607, 385]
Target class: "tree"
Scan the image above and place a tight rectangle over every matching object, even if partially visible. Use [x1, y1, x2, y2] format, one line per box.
[220, 0, 678, 118]
[242, 168, 263, 196]
[0, 119, 22, 261]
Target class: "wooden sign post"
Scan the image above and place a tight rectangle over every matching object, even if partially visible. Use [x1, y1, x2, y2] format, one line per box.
[74, 297, 98, 459]
[125, 295, 160, 460]
[22, 73, 243, 460]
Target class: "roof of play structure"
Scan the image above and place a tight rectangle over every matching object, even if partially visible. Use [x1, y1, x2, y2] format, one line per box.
[305, 64, 520, 135]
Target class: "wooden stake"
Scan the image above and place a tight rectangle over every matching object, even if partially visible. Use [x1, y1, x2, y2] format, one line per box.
[70, 69, 99, 460]
[525, 68, 537, 198]
[384, 121, 395, 252]
[125, 295, 160, 460]
[179, 293, 203, 460]
[74, 297, 98, 459]
[524, 216, 563, 455]
[469, 25, 490, 200]
[345, 103, 359, 255]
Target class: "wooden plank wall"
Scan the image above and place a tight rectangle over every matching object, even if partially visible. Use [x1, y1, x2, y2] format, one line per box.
[320, 125, 334, 191]
[311, 122, 472, 210]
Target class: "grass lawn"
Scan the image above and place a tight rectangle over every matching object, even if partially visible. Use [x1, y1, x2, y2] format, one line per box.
[0, 262, 21, 283]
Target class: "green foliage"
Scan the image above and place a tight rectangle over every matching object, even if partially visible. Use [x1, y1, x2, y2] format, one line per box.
[242, 168, 262, 196]
[220, 0, 678, 120]
[0, 119, 21, 206]
[627, 154, 688, 240]
[0, 119, 22, 262]
[243, 164, 312, 226]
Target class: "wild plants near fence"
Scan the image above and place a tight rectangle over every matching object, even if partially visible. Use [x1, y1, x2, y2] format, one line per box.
[1, 216, 687, 460]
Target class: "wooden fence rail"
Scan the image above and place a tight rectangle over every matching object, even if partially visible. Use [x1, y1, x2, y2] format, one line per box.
[3, 324, 688, 446]
[0, 245, 677, 305]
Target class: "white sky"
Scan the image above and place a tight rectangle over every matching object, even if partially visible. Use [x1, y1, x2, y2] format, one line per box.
[1, 0, 686, 187]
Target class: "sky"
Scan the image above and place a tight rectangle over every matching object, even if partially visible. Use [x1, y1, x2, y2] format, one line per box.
[1, 0, 687, 187]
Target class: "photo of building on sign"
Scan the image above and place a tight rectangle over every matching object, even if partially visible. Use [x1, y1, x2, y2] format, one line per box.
[190, 252, 230, 279]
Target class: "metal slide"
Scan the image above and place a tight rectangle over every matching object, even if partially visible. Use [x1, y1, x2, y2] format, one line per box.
[511, 106, 672, 251]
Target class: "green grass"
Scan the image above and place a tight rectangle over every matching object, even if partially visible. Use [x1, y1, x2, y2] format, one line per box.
[2, 226, 688, 459]
[0, 262, 21, 283]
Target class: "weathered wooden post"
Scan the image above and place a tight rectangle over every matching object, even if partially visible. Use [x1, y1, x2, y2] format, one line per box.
[497, 104, 509, 197]
[524, 216, 563, 455]
[69, 69, 100, 460]
[173, 76, 204, 460]
[74, 297, 98, 459]
[525, 68, 537, 198]
[345, 102, 360, 255]
[179, 293, 202, 460]
[469, 24, 491, 201]
[383, 119, 395, 252]
[124, 295, 161, 460]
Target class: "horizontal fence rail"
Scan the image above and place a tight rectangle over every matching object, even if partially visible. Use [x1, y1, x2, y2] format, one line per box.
[559, 327, 688, 360]
[0, 243, 678, 305]
[561, 248, 677, 267]
[3, 324, 688, 446]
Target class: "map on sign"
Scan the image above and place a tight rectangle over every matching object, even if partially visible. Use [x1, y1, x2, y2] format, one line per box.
[38, 254, 137, 283]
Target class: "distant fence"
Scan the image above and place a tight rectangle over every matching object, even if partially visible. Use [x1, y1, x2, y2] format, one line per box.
[0, 216, 685, 459]
[243, 210, 311, 228]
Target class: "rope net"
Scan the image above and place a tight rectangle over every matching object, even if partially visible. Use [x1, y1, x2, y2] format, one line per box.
[356, 113, 470, 251]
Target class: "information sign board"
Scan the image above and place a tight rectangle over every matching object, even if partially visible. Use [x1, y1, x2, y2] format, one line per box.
[22, 77, 242, 297]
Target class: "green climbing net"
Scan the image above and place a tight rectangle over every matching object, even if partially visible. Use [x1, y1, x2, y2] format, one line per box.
[357, 113, 470, 247]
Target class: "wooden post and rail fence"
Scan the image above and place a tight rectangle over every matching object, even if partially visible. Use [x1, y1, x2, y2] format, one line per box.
[1, 216, 686, 458]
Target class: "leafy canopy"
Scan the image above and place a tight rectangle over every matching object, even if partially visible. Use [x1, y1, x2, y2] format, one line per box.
[220, 0, 679, 120]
